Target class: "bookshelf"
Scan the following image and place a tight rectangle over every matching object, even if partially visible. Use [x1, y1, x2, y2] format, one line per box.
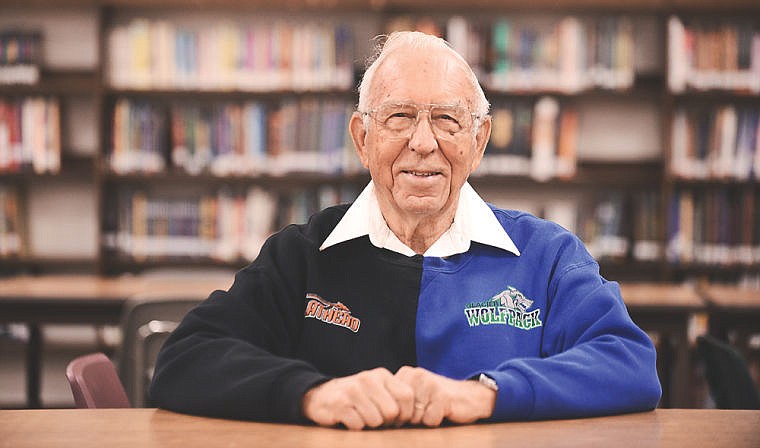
[0, 1, 758, 284]
[664, 12, 760, 285]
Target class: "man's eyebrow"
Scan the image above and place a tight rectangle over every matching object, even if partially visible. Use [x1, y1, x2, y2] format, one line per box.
[377, 100, 466, 107]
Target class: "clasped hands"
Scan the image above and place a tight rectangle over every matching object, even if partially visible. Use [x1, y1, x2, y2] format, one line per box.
[301, 366, 497, 430]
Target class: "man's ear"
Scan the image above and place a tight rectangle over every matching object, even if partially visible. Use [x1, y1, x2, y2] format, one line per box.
[470, 115, 491, 172]
[349, 112, 370, 169]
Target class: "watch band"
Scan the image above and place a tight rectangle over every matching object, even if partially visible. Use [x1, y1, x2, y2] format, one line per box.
[477, 373, 499, 391]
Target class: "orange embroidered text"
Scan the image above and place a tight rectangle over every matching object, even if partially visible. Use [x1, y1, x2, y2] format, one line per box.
[304, 293, 361, 333]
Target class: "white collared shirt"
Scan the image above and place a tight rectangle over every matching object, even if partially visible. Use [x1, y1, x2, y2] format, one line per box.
[320, 181, 520, 258]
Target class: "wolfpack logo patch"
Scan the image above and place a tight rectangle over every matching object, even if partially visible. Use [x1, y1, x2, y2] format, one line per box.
[464, 286, 542, 330]
[304, 293, 361, 333]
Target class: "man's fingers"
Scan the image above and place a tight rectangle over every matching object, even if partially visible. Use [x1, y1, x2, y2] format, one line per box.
[339, 407, 366, 431]
[421, 401, 445, 427]
[356, 369, 408, 426]
[304, 367, 465, 430]
[349, 391, 386, 428]
[410, 400, 427, 425]
[395, 366, 435, 426]
[384, 376, 415, 425]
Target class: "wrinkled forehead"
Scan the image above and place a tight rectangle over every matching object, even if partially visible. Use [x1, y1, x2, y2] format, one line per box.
[368, 47, 477, 109]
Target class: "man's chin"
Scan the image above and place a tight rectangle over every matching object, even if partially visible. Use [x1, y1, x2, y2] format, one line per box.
[397, 197, 448, 217]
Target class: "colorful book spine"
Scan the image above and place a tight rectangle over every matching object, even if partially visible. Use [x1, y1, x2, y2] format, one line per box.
[0, 30, 41, 85]
[0, 185, 23, 257]
[0, 97, 60, 173]
[110, 99, 166, 174]
[577, 193, 629, 261]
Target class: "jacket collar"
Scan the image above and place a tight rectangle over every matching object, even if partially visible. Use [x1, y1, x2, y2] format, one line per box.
[320, 181, 520, 258]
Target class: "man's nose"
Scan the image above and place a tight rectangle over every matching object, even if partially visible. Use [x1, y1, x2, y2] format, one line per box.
[408, 110, 438, 154]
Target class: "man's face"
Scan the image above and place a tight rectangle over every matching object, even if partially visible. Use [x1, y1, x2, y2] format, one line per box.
[350, 47, 491, 224]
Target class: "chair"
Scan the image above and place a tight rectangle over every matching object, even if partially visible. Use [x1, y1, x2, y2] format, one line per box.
[117, 293, 203, 407]
[696, 335, 760, 410]
[66, 352, 131, 408]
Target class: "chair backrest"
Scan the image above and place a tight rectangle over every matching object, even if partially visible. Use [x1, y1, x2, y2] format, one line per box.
[66, 352, 131, 408]
[697, 335, 760, 410]
[117, 294, 203, 407]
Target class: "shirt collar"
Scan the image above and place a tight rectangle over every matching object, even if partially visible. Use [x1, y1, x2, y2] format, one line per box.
[320, 181, 520, 258]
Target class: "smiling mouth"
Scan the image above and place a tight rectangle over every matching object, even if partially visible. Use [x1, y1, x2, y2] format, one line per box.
[403, 170, 441, 177]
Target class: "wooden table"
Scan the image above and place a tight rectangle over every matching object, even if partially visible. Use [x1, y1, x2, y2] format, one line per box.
[0, 275, 231, 408]
[620, 283, 707, 409]
[0, 408, 758, 448]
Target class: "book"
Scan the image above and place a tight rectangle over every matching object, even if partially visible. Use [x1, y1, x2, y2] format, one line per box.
[531, 96, 559, 182]
[0, 30, 42, 85]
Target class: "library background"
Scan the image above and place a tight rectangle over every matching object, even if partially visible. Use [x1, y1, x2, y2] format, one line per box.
[0, 0, 759, 411]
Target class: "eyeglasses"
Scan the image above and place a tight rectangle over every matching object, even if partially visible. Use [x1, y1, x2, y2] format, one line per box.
[361, 103, 480, 141]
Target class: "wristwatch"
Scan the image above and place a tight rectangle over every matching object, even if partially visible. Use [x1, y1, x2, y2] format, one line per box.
[476, 373, 499, 391]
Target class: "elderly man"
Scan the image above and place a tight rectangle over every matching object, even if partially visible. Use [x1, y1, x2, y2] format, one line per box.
[150, 31, 661, 430]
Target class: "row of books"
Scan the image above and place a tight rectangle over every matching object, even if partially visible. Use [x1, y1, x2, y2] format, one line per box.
[107, 15, 637, 94]
[103, 183, 666, 265]
[486, 16, 634, 93]
[102, 184, 358, 262]
[110, 95, 581, 179]
[0, 185, 22, 257]
[739, 272, 760, 289]
[0, 30, 41, 85]
[479, 96, 577, 181]
[107, 19, 354, 91]
[574, 190, 662, 262]
[513, 190, 661, 263]
[0, 97, 61, 174]
[110, 98, 361, 176]
[666, 187, 760, 266]
[668, 16, 760, 93]
[671, 105, 760, 180]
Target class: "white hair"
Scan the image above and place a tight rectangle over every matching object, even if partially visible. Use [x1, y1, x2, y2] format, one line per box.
[357, 31, 490, 121]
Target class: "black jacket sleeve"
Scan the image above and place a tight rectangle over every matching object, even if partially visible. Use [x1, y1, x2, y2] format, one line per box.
[149, 224, 331, 422]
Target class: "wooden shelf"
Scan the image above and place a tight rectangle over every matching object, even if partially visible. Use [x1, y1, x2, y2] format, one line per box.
[672, 91, 760, 104]
[670, 0, 760, 13]
[471, 161, 663, 189]
[666, 177, 759, 187]
[619, 282, 705, 310]
[379, 0, 668, 13]
[103, 88, 358, 101]
[600, 260, 665, 283]
[100, 257, 247, 276]
[0, 154, 95, 181]
[699, 284, 760, 310]
[486, 80, 665, 99]
[0, 70, 99, 96]
[0, 256, 98, 275]
[99, 0, 376, 11]
[97, 162, 660, 189]
[99, 170, 370, 187]
[666, 264, 760, 285]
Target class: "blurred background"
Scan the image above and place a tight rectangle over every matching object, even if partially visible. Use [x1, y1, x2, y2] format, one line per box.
[0, 0, 758, 411]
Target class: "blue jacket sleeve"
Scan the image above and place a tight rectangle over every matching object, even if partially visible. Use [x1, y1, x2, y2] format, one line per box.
[481, 260, 662, 421]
